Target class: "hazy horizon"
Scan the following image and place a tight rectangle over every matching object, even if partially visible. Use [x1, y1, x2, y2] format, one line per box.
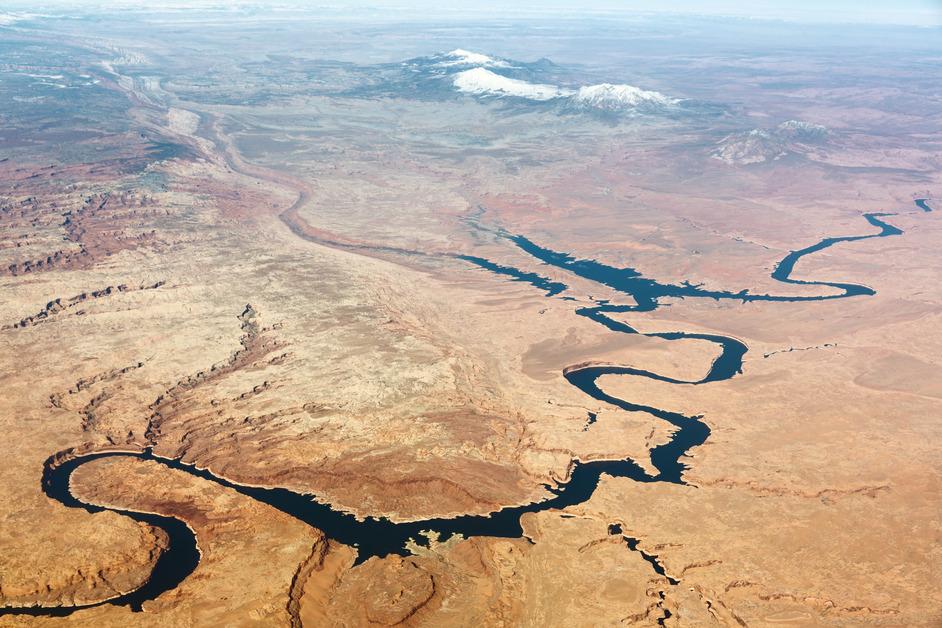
[3, 0, 942, 27]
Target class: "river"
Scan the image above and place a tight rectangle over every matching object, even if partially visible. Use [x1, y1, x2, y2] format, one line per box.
[2, 199, 931, 616]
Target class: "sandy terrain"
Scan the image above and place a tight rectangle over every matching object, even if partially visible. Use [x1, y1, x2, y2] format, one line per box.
[0, 10, 940, 628]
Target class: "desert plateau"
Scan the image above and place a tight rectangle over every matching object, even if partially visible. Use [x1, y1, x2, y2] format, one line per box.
[0, 2, 940, 626]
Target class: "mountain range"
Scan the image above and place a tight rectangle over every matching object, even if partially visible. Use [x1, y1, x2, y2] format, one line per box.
[352, 49, 694, 117]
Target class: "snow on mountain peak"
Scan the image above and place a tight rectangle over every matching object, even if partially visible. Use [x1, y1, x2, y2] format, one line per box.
[776, 119, 828, 140]
[712, 120, 829, 165]
[574, 83, 678, 111]
[438, 49, 511, 68]
[452, 67, 572, 101]
[440, 51, 682, 114]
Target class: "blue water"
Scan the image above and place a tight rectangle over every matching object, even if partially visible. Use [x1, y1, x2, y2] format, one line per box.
[503, 211, 904, 304]
[4, 200, 931, 616]
[457, 254, 567, 296]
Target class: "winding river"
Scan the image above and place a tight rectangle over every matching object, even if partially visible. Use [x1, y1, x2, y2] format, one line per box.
[2, 199, 932, 616]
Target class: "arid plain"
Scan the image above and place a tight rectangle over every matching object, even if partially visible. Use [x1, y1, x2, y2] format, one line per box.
[0, 8, 940, 627]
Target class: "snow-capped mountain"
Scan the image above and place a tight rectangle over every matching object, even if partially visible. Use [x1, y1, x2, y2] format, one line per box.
[349, 49, 561, 102]
[366, 49, 688, 117]
[435, 49, 513, 69]
[775, 120, 828, 141]
[712, 120, 829, 165]
[429, 50, 683, 116]
[571, 83, 679, 112]
[452, 67, 571, 101]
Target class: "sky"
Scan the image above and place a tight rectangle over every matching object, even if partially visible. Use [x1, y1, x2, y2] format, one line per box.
[7, 0, 942, 26]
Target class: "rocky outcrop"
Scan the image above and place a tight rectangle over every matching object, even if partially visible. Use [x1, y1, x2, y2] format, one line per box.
[0, 516, 167, 610]
[3, 281, 165, 330]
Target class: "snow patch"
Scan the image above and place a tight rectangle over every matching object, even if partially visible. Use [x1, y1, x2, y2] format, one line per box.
[439, 50, 682, 114]
[453, 67, 572, 101]
[437, 49, 511, 68]
[712, 120, 828, 165]
[574, 83, 678, 111]
[776, 119, 828, 140]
